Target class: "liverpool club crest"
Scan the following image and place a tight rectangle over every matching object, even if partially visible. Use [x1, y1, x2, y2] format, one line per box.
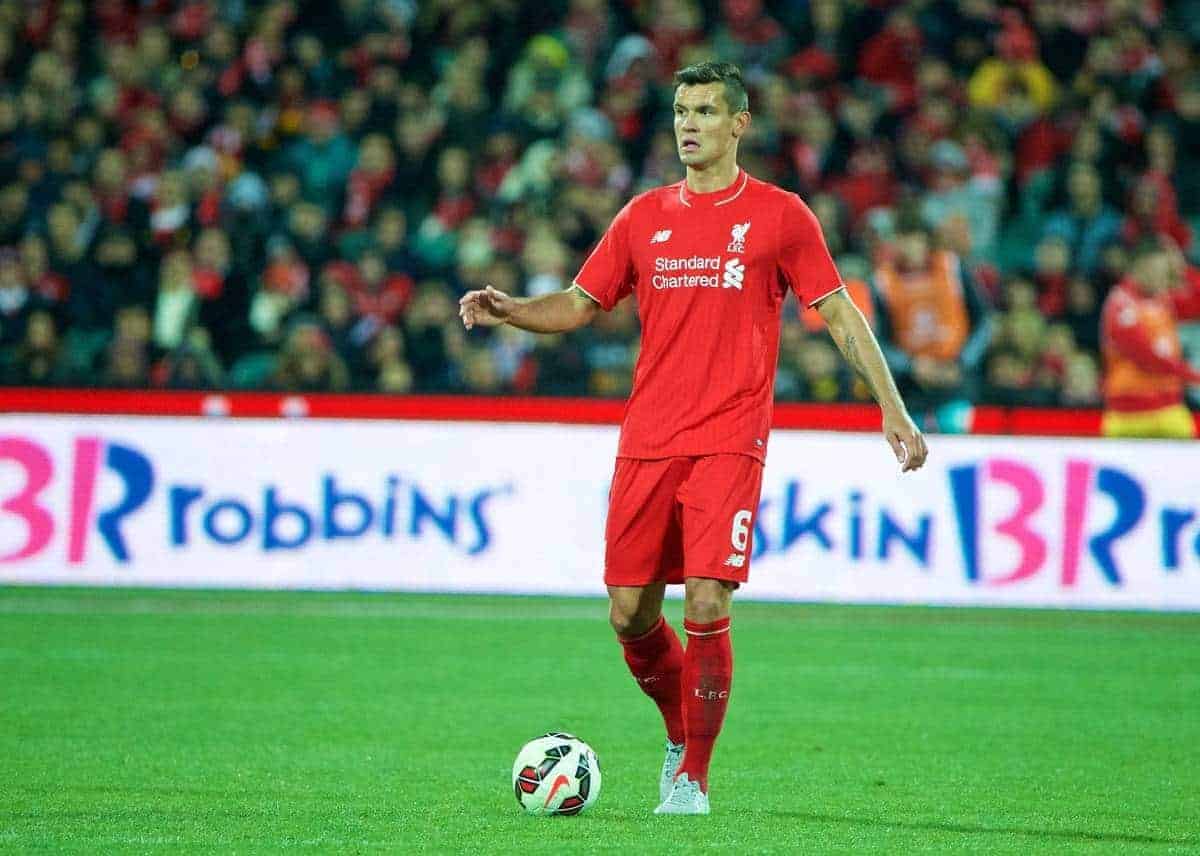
[727, 221, 751, 253]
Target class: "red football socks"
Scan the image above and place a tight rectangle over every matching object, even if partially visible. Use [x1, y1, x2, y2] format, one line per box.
[618, 616, 685, 745]
[677, 616, 732, 792]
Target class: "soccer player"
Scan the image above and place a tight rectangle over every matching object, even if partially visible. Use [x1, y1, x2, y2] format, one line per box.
[460, 61, 927, 815]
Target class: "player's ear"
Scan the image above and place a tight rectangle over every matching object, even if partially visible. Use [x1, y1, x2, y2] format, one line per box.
[732, 111, 751, 139]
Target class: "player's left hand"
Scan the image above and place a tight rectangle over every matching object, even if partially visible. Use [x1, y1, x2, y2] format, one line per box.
[883, 409, 928, 473]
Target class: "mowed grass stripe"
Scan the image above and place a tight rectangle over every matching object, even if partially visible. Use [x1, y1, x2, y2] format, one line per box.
[2, 587, 1198, 634]
[0, 587, 1197, 854]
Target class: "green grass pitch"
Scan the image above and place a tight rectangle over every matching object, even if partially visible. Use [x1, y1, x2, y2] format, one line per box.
[1, 587, 1197, 854]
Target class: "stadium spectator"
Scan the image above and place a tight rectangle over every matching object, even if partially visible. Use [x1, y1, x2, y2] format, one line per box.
[317, 279, 365, 371]
[284, 100, 356, 209]
[919, 139, 1003, 265]
[156, 331, 225, 390]
[152, 249, 199, 352]
[4, 308, 66, 385]
[1168, 72, 1200, 217]
[20, 233, 68, 312]
[967, 11, 1058, 115]
[271, 321, 350, 392]
[0, 247, 31, 348]
[858, 8, 922, 111]
[581, 298, 637, 397]
[404, 281, 464, 392]
[0, 183, 31, 247]
[1063, 275, 1103, 353]
[1100, 240, 1200, 438]
[343, 133, 396, 230]
[871, 216, 995, 429]
[503, 34, 591, 139]
[102, 304, 153, 388]
[1032, 235, 1072, 317]
[1060, 350, 1103, 408]
[711, 0, 788, 77]
[1121, 168, 1193, 253]
[365, 324, 412, 393]
[251, 235, 310, 345]
[1042, 162, 1123, 277]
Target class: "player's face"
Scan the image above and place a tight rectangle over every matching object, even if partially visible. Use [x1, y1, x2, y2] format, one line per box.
[673, 83, 748, 168]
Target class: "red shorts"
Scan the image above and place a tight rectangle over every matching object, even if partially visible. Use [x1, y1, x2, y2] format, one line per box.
[604, 454, 764, 587]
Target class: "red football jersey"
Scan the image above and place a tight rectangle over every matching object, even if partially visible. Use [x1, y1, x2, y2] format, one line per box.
[575, 169, 843, 461]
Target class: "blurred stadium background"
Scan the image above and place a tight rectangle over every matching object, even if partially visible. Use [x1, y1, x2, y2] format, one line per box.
[0, 0, 1196, 411]
[2, 0, 1199, 852]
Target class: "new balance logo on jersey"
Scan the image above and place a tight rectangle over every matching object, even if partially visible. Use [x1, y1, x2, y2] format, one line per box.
[650, 229, 672, 244]
[722, 258, 745, 290]
[727, 221, 751, 252]
[723, 553, 746, 568]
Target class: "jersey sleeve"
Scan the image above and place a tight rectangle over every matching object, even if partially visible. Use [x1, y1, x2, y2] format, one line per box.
[574, 200, 636, 311]
[777, 193, 843, 309]
[1104, 290, 1200, 382]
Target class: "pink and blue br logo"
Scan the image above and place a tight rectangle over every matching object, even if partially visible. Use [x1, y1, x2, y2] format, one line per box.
[0, 436, 153, 564]
[2, 433, 508, 563]
[949, 458, 1145, 586]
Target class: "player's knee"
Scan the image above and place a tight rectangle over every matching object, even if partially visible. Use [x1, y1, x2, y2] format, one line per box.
[684, 597, 725, 624]
[609, 611, 635, 637]
[609, 603, 656, 638]
[684, 579, 733, 624]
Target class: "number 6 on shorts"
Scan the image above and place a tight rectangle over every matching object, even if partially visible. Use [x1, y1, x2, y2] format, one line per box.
[730, 509, 752, 552]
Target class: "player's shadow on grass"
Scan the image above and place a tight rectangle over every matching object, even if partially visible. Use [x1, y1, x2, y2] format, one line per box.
[767, 811, 1190, 847]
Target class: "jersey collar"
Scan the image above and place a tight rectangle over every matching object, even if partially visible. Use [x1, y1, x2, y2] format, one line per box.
[678, 169, 749, 209]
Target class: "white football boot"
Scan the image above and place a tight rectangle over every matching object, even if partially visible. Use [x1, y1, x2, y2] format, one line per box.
[659, 740, 685, 802]
[654, 772, 710, 815]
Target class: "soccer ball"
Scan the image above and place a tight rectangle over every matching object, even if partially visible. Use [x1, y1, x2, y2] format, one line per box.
[511, 732, 601, 816]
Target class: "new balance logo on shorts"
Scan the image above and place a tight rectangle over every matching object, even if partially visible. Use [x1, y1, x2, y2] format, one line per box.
[722, 258, 744, 290]
[650, 229, 672, 244]
[723, 553, 746, 568]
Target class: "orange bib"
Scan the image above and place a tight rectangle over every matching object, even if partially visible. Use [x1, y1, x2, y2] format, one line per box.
[875, 250, 970, 361]
[1103, 293, 1184, 403]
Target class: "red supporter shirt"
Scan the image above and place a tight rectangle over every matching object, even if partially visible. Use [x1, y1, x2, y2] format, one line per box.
[575, 170, 843, 462]
[1101, 272, 1200, 411]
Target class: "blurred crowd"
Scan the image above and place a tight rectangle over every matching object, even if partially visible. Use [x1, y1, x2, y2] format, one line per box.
[1, 0, 1199, 415]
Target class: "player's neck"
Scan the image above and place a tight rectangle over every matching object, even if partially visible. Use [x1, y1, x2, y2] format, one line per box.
[684, 159, 741, 195]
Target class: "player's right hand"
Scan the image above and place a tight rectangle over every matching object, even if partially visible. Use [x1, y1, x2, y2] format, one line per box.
[459, 285, 513, 330]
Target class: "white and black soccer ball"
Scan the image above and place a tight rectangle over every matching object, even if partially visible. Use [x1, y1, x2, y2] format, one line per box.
[511, 732, 601, 816]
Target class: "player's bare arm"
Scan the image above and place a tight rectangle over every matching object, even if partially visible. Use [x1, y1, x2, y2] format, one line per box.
[459, 284, 599, 333]
[816, 289, 929, 472]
